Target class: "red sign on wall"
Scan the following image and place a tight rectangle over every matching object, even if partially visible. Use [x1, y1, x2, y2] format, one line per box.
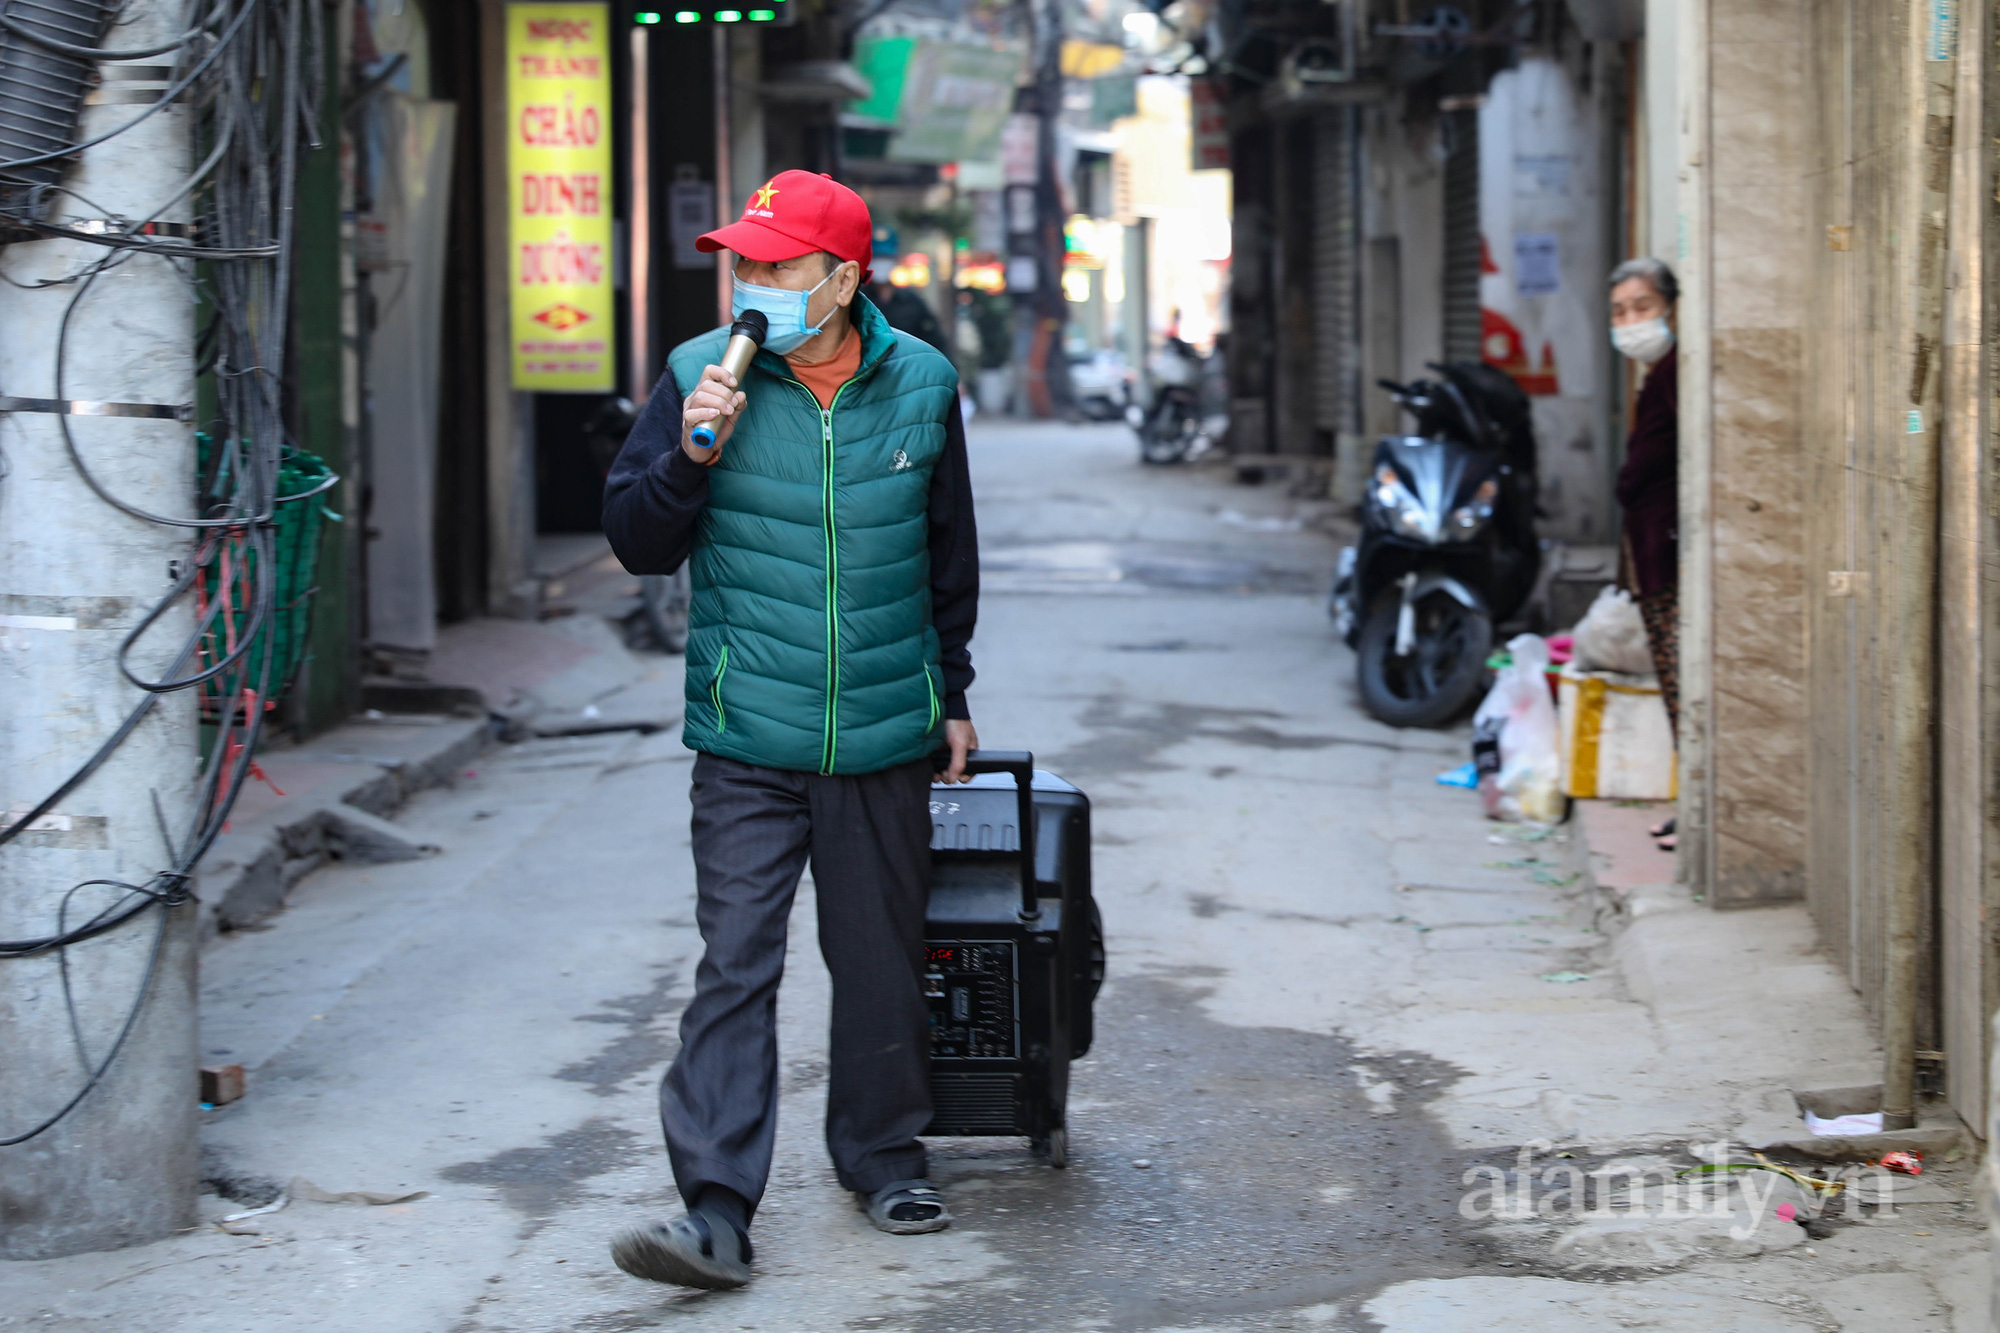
[1190, 79, 1230, 172]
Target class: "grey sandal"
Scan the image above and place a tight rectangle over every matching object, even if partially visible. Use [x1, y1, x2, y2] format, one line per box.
[859, 1179, 952, 1235]
[610, 1212, 752, 1289]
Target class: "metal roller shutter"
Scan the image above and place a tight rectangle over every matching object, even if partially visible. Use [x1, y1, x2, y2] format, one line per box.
[1311, 107, 1359, 436]
[1441, 107, 1482, 364]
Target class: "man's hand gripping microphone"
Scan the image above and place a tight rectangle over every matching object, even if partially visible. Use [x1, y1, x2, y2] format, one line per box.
[689, 310, 768, 452]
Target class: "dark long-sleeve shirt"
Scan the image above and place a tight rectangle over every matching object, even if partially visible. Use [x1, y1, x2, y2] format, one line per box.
[601, 371, 978, 719]
[1615, 347, 1678, 597]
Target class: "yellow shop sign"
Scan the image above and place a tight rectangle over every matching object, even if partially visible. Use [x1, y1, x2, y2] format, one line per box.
[507, 3, 614, 391]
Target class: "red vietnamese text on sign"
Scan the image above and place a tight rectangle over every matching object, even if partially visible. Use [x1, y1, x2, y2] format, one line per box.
[521, 173, 603, 215]
[519, 98, 601, 148]
[525, 16, 593, 42]
[518, 229, 604, 285]
[517, 54, 602, 78]
[1190, 79, 1230, 171]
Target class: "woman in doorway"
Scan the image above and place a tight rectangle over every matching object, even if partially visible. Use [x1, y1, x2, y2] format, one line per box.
[1608, 257, 1679, 851]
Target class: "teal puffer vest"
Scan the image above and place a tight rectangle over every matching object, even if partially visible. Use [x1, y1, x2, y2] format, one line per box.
[668, 297, 959, 775]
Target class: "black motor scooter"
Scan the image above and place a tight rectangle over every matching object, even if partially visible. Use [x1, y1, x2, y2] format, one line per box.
[1331, 363, 1540, 727]
[1124, 335, 1207, 464]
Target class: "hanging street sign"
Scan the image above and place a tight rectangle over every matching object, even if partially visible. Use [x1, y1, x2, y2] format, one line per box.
[851, 34, 1022, 165]
[1190, 78, 1230, 171]
[507, 3, 615, 391]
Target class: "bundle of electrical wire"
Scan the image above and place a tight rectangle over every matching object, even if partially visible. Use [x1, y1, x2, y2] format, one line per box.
[0, 0, 326, 1145]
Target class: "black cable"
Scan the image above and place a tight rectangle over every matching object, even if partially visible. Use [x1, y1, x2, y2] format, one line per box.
[0, 0, 325, 1143]
[116, 527, 272, 692]
[0, 900, 170, 1147]
[2, 215, 279, 257]
[0, 689, 162, 858]
[0, 0, 257, 175]
[0, 0, 219, 61]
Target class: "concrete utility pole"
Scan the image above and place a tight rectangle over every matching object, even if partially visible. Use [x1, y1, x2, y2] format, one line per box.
[0, 0, 201, 1256]
[1012, 0, 1069, 418]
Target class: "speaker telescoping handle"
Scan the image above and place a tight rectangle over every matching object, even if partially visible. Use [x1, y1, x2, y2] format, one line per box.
[952, 748, 1038, 920]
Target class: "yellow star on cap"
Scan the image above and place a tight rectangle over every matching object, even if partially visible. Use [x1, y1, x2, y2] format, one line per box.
[751, 180, 779, 209]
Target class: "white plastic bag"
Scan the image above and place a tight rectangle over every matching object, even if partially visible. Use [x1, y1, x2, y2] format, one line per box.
[1569, 586, 1654, 675]
[1472, 633, 1565, 823]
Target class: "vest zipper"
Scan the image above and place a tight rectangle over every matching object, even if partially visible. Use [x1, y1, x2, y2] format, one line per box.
[780, 377, 853, 775]
[708, 646, 730, 733]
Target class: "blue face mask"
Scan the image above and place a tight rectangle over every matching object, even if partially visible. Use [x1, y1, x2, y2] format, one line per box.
[731, 268, 838, 355]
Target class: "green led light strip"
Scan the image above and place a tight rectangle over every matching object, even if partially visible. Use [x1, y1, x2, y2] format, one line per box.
[635, 2, 782, 22]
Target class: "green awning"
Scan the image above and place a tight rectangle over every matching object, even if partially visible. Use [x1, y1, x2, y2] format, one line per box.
[851, 35, 1022, 166]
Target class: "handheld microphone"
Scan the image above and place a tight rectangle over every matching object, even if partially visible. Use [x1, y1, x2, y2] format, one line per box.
[690, 309, 768, 450]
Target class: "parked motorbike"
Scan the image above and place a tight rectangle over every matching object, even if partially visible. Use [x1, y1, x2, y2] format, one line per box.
[1125, 336, 1206, 464]
[1068, 348, 1136, 421]
[1331, 363, 1540, 727]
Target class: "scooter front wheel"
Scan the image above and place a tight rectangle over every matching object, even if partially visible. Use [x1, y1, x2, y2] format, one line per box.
[1136, 398, 1196, 464]
[1354, 588, 1493, 728]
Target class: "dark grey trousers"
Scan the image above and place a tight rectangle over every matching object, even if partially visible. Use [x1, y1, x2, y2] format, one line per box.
[661, 751, 935, 1215]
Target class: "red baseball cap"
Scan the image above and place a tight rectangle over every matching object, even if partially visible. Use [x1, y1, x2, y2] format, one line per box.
[698, 170, 873, 279]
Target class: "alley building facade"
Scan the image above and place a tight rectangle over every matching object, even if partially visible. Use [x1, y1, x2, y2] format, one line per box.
[1208, 0, 2000, 1150]
[1668, 0, 2000, 1138]
[1209, 0, 1623, 550]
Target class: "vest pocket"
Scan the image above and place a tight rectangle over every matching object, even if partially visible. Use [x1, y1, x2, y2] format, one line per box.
[709, 646, 731, 733]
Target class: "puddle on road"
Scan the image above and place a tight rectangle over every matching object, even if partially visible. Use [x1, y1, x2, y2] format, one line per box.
[441, 1118, 640, 1231]
[1109, 639, 1230, 653]
[909, 973, 1489, 1332]
[982, 542, 1321, 597]
[555, 965, 686, 1097]
[1049, 697, 1403, 781]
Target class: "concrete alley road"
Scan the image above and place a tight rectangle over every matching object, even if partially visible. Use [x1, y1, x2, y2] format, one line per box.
[5, 422, 1985, 1332]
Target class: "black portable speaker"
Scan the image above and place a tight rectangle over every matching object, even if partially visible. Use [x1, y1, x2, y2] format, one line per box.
[923, 750, 1102, 1166]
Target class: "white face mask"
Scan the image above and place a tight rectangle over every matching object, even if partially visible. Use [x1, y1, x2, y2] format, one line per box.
[1611, 317, 1675, 365]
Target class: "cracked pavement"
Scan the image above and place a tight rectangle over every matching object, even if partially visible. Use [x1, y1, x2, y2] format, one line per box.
[1, 422, 1983, 1330]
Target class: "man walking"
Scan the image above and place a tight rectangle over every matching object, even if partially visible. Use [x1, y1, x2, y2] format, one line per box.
[601, 170, 978, 1289]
